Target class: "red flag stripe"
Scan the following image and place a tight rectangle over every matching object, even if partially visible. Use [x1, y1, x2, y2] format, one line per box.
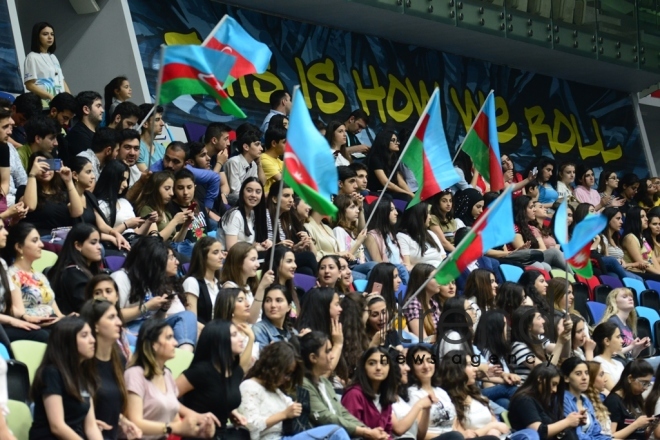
[205, 37, 257, 78]
[284, 142, 319, 192]
[162, 63, 205, 83]
[472, 112, 490, 147]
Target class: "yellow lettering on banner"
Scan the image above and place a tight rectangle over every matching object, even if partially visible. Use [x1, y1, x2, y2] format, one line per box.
[551, 110, 576, 154]
[386, 75, 413, 123]
[573, 116, 623, 163]
[525, 106, 553, 147]
[252, 70, 284, 104]
[307, 58, 346, 114]
[224, 77, 250, 99]
[494, 96, 517, 144]
[294, 58, 313, 108]
[352, 66, 386, 123]
[450, 87, 480, 132]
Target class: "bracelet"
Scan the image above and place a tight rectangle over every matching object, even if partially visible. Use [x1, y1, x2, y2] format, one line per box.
[123, 222, 128, 230]
[140, 303, 148, 316]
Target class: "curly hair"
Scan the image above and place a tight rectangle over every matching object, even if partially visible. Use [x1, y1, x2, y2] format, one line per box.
[245, 341, 303, 393]
[336, 293, 369, 383]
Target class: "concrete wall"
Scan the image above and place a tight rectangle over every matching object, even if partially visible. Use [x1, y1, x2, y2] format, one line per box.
[14, 0, 148, 104]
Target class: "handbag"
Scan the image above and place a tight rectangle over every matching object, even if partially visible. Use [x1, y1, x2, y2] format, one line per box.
[50, 226, 72, 243]
[282, 386, 314, 435]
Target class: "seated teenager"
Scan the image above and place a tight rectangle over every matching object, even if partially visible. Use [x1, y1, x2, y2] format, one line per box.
[365, 130, 414, 202]
[252, 285, 298, 349]
[29, 317, 103, 440]
[166, 169, 209, 259]
[182, 236, 224, 325]
[225, 131, 266, 206]
[124, 319, 219, 440]
[219, 177, 272, 252]
[48, 223, 102, 315]
[396, 203, 445, 270]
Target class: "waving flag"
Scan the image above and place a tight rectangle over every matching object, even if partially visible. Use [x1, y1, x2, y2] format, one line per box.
[554, 200, 607, 277]
[435, 186, 515, 284]
[202, 15, 272, 85]
[283, 88, 338, 217]
[159, 45, 246, 118]
[461, 91, 504, 192]
[400, 88, 460, 208]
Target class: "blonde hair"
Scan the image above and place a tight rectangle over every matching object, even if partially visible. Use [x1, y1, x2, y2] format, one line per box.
[586, 361, 611, 427]
[599, 287, 637, 333]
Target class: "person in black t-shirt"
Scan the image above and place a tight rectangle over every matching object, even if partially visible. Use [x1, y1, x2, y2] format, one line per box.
[80, 298, 142, 440]
[365, 130, 414, 202]
[176, 319, 248, 435]
[604, 359, 655, 440]
[29, 316, 102, 440]
[67, 91, 104, 157]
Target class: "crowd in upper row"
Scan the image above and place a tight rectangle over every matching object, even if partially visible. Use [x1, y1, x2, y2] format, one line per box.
[2, 19, 660, 440]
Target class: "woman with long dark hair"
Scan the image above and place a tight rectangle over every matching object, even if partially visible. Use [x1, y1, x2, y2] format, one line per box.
[333, 194, 373, 279]
[213, 288, 258, 369]
[604, 359, 655, 439]
[301, 331, 386, 439]
[365, 130, 414, 201]
[239, 341, 349, 439]
[252, 285, 298, 349]
[364, 195, 409, 284]
[519, 270, 552, 320]
[263, 245, 301, 315]
[463, 268, 497, 329]
[24, 22, 70, 102]
[600, 207, 645, 281]
[396, 202, 445, 270]
[341, 346, 397, 437]
[598, 169, 624, 208]
[428, 190, 464, 252]
[435, 296, 478, 358]
[176, 320, 249, 438]
[592, 322, 625, 391]
[475, 309, 521, 410]
[365, 263, 402, 323]
[49, 223, 103, 315]
[403, 263, 450, 342]
[437, 351, 511, 437]
[94, 159, 157, 239]
[364, 293, 403, 351]
[618, 173, 641, 215]
[221, 177, 271, 252]
[124, 319, 219, 440]
[495, 281, 532, 323]
[510, 195, 567, 270]
[297, 287, 343, 370]
[509, 364, 582, 439]
[326, 120, 351, 166]
[574, 165, 608, 211]
[29, 317, 101, 440]
[560, 357, 609, 440]
[336, 293, 370, 387]
[531, 157, 558, 209]
[111, 236, 197, 350]
[21, 152, 84, 239]
[80, 299, 142, 440]
[182, 236, 224, 324]
[622, 206, 660, 281]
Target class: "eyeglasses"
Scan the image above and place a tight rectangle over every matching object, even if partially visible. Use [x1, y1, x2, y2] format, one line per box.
[609, 176, 619, 180]
[634, 378, 652, 389]
[390, 138, 400, 144]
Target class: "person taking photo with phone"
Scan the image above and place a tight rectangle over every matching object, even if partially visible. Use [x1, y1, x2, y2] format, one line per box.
[165, 168, 208, 260]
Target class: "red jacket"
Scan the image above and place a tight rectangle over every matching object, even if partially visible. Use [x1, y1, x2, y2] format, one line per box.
[341, 385, 392, 438]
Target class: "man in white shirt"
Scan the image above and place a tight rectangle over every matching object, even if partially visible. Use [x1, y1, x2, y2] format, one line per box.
[224, 131, 265, 205]
[259, 90, 291, 133]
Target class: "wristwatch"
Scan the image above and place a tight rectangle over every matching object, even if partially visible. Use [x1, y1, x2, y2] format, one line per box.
[163, 423, 172, 435]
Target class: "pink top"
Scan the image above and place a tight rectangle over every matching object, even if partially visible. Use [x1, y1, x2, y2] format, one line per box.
[574, 186, 601, 206]
[124, 366, 179, 440]
[341, 384, 393, 438]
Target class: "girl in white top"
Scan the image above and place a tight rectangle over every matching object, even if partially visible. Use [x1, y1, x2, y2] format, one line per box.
[396, 202, 446, 270]
[218, 242, 274, 324]
[438, 351, 509, 438]
[332, 194, 368, 265]
[325, 122, 352, 167]
[238, 341, 347, 440]
[24, 22, 70, 106]
[220, 178, 272, 252]
[0, 357, 10, 440]
[556, 162, 577, 207]
[592, 322, 625, 391]
[391, 353, 435, 439]
[183, 237, 225, 324]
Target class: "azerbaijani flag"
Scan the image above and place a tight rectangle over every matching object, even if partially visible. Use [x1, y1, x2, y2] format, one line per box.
[435, 186, 515, 284]
[553, 200, 607, 278]
[400, 88, 460, 208]
[159, 45, 246, 118]
[202, 15, 272, 85]
[283, 88, 338, 217]
[461, 92, 504, 192]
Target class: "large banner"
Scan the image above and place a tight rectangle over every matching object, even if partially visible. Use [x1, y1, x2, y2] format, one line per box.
[127, 0, 646, 175]
[0, 0, 22, 94]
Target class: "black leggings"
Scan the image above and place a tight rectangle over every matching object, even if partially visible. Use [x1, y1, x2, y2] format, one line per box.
[294, 250, 318, 277]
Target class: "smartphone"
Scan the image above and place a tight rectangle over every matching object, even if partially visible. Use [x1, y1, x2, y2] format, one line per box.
[187, 201, 197, 211]
[140, 213, 151, 220]
[372, 282, 383, 294]
[45, 158, 62, 171]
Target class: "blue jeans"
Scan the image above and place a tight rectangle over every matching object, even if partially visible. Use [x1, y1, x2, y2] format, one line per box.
[126, 311, 198, 348]
[170, 240, 195, 259]
[602, 256, 644, 281]
[481, 384, 517, 410]
[282, 425, 349, 440]
[509, 429, 540, 440]
[351, 261, 377, 280]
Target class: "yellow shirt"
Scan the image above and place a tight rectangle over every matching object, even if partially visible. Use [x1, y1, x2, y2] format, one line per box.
[261, 153, 283, 193]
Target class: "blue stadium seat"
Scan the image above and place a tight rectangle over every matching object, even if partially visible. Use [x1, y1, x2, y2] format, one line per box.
[586, 302, 606, 324]
[623, 277, 648, 304]
[353, 279, 368, 292]
[500, 264, 523, 282]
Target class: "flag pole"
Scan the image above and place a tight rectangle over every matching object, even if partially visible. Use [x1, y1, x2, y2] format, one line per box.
[202, 14, 228, 46]
[268, 177, 285, 273]
[400, 184, 513, 311]
[452, 89, 495, 163]
[147, 45, 166, 172]
[363, 88, 440, 232]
